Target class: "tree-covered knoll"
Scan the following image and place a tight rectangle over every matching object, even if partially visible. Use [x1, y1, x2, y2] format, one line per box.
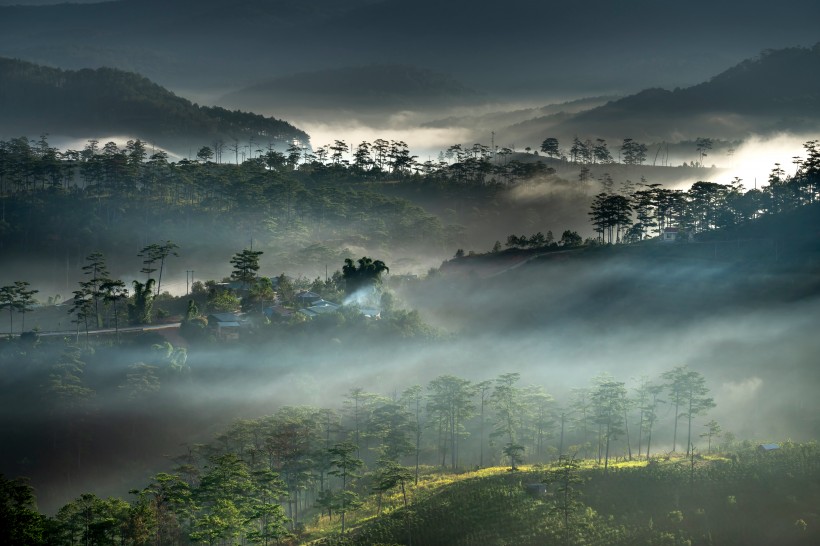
[0, 135, 452, 284]
[8, 132, 813, 290]
[0, 57, 309, 152]
[429, 137, 819, 254]
[585, 139, 819, 244]
[0, 132, 576, 294]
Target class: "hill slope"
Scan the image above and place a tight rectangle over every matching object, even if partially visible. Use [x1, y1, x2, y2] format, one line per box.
[507, 44, 820, 144]
[0, 57, 309, 151]
[331, 447, 820, 545]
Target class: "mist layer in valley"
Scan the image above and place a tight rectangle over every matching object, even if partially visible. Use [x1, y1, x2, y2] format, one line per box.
[4, 205, 820, 514]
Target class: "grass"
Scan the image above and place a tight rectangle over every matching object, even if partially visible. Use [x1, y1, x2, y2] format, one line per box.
[301, 444, 820, 545]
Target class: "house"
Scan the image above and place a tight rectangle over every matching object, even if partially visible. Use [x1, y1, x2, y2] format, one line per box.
[268, 275, 293, 289]
[757, 443, 780, 453]
[296, 291, 322, 306]
[207, 312, 242, 340]
[298, 299, 341, 319]
[216, 280, 247, 292]
[661, 227, 680, 243]
[263, 305, 293, 320]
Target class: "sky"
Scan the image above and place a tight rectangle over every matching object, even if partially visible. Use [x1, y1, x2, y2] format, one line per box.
[2, 0, 819, 95]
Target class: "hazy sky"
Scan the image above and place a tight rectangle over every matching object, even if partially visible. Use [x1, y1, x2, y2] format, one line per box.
[2, 0, 818, 97]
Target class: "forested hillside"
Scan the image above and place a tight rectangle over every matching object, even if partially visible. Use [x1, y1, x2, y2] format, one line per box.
[508, 43, 820, 144]
[2, 132, 818, 288]
[0, 57, 309, 153]
[0, 133, 565, 289]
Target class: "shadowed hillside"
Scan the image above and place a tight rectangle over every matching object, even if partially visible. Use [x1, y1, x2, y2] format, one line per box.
[0, 57, 309, 153]
[508, 44, 820, 144]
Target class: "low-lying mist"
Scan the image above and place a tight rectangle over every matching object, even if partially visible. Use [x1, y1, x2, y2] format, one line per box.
[720, 132, 815, 186]
[4, 240, 818, 514]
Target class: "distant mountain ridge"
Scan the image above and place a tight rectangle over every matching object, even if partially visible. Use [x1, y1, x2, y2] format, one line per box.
[220, 64, 485, 118]
[1, 0, 818, 97]
[506, 44, 820, 144]
[0, 57, 309, 151]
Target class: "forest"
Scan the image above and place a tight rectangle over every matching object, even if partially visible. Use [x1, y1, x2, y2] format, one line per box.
[2, 133, 817, 272]
[1, 126, 819, 544]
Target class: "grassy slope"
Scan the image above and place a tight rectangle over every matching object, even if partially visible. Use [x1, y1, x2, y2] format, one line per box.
[307, 443, 820, 545]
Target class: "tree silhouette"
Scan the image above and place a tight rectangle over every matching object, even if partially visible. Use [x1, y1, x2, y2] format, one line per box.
[0, 282, 39, 337]
[342, 256, 389, 296]
[327, 442, 363, 534]
[591, 377, 627, 472]
[138, 241, 179, 296]
[128, 279, 155, 325]
[230, 249, 264, 289]
[79, 252, 110, 329]
[100, 279, 127, 341]
[540, 137, 561, 158]
[545, 455, 583, 546]
[695, 137, 713, 167]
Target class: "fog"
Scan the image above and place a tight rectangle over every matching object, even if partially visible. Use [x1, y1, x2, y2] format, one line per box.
[298, 118, 473, 162]
[719, 132, 813, 186]
[4, 224, 819, 515]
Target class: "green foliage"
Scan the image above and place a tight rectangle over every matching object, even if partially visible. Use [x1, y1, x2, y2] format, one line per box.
[138, 241, 178, 296]
[328, 442, 365, 534]
[230, 248, 264, 288]
[207, 288, 241, 313]
[128, 279, 155, 325]
[0, 280, 39, 336]
[560, 230, 583, 247]
[0, 474, 46, 545]
[121, 363, 160, 400]
[323, 442, 820, 545]
[544, 455, 584, 546]
[46, 345, 95, 411]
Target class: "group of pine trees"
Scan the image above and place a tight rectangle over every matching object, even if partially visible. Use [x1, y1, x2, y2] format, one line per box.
[1, 364, 720, 545]
[540, 136, 649, 165]
[587, 140, 819, 243]
[0, 135, 448, 261]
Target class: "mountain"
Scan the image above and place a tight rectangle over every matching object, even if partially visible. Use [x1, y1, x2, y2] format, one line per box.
[505, 44, 820, 145]
[219, 64, 485, 121]
[421, 96, 618, 134]
[1, 0, 819, 98]
[0, 57, 309, 151]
